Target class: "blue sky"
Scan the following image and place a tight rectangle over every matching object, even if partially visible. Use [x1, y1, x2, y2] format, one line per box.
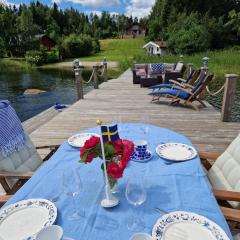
[3, 0, 155, 18]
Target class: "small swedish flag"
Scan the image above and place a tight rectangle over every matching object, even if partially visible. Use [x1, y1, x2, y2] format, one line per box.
[101, 124, 120, 142]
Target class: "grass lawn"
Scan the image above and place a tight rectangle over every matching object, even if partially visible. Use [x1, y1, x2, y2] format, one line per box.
[1, 39, 239, 81]
[72, 38, 145, 62]
[132, 48, 240, 81]
[0, 58, 31, 71]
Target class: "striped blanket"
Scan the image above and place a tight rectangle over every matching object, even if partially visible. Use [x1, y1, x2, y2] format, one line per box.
[0, 100, 25, 157]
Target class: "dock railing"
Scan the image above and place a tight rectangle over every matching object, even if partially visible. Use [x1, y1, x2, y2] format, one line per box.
[200, 57, 239, 122]
[73, 58, 108, 100]
[221, 74, 239, 122]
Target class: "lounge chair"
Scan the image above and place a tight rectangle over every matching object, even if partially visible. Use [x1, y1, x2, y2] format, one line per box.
[148, 73, 213, 110]
[200, 134, 240, 231]
[0, 103, 59, 206]
[149, 69, 201, 91]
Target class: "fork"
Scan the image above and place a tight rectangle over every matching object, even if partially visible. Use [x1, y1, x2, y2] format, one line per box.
[155, 207, 168, 215]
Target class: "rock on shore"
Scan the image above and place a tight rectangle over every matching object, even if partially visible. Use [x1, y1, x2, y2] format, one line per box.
[23, 89, 46, 95]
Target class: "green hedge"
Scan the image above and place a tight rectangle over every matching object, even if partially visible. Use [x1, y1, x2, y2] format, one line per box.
[61, 34, 100, 58]
[25, 48, 59, 66]
[25, 50, 46, 66]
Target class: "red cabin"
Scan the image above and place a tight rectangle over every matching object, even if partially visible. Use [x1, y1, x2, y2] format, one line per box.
[35, 34, 56, 50]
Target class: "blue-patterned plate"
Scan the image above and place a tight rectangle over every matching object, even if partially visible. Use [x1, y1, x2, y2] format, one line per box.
[152, 211, 229, 240]
[0, 199, 57, 240]
[156, 143, 198, 161]
[131, 150, 153, 162]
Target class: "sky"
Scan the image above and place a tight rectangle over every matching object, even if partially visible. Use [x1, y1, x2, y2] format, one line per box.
[2, 0, 156, 18]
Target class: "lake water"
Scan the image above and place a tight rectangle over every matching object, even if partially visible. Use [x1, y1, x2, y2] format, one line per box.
[1, 68, 239, 123]
[0, 68, 93, 121]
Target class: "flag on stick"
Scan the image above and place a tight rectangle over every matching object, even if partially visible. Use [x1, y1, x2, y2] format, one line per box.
[96, 120, 119, 208]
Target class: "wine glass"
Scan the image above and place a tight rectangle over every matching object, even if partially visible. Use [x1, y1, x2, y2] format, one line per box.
[112, 115, 122, 133]
[140, 115, 150, 143]
[125, 176, 147, 231]
[62, 167, 85, 221]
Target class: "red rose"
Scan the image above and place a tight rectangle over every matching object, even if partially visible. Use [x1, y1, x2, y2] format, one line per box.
[85, 151, 96, 163]
[121, 154, 130, 169]
[122, 140, 134, 156]
[112, 139, 123, 155]
[80, 148, 96, 163]
[80, 146, 86, 158]
[107, 162, 123, 179]
[84, 136, 100, 149]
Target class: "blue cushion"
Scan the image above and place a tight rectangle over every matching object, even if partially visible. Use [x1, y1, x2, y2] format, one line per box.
[149, 84, 173, 89]
[0, 100, 9, 109]
[149, 89, 190, 99]
[151, 63, 165, 74]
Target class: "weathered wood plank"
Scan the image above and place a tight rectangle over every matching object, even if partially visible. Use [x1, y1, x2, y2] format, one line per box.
[23, 106, 68, 134]
[28, 69, 239, 154]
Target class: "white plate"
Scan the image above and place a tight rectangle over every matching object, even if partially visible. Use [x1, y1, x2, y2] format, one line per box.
[152, 211, 229, 240]
[156, 143, 197, 161]
[68, 133, 100, 148]
[0, 199, 57, 240]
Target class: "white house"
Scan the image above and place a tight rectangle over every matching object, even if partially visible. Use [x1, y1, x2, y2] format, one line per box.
[142, 41, 167, 56]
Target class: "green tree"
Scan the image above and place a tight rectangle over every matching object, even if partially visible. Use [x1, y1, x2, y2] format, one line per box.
[61, 34, 95, 58]
[167, 13, 210, 54]
[16, 5, 40, 52]
[225, 10, 240, 39]
[0, 37, 6, 57]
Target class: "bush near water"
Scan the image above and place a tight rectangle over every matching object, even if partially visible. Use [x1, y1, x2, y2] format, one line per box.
[60, 34, 100, 58]
[25, 48, 59, 66]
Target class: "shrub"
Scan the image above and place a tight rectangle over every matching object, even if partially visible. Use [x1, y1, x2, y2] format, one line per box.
[25, 50, 46, 66]
[92, 38, 100, 53]
[0, 38, 6, 57]
[167, 13, 210, 54]
[61, 34, 95, 58]
[45, 48, 59, 63]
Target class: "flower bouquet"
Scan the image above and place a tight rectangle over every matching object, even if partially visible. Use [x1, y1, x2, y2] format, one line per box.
[80, 136, 134, 188]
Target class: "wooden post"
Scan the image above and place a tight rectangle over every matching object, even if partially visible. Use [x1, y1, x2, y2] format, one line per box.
[201, 66, 208, 74]
[221, 74, 239, 122]
[179, 54, 184, 63]
[74, 66, 84, 100]
[103, 58, 108, 82]
[93, 65, 99, 89]
[187, 63, 193, 77]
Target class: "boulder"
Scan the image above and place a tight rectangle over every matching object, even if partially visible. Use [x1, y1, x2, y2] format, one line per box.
[23, 89, 46, 95]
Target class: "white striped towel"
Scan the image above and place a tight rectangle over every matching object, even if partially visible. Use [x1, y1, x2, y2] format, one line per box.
[0, 100, 25, 157]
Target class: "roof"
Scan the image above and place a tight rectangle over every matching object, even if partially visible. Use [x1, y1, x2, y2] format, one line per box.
[142, 41, 167, 49]
[34, 34, 46, 39]
[34, 34, 56, 44]
[154, 41, 167, 48]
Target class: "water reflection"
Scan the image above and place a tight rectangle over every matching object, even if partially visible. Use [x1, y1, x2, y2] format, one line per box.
[0, 68, 93, 121]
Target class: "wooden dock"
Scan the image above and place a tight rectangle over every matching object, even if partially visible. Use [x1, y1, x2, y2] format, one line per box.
[1, 69, 239, 196]
[28, 69, 240, 153]
[23, 106, 68, 134]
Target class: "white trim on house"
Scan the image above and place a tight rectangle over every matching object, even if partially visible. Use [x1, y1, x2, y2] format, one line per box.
[142, 41, 160, 49]
[142, 41, 167, 56]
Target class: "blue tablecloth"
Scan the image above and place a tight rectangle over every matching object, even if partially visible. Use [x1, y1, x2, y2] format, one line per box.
[5, 123, 232, 240]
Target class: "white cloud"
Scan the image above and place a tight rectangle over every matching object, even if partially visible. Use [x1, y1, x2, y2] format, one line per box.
[0, 0, 18, 7]
[85, 10, 119, 16]
[126, 0, 156, 18]
[52, 0, 121, 8]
